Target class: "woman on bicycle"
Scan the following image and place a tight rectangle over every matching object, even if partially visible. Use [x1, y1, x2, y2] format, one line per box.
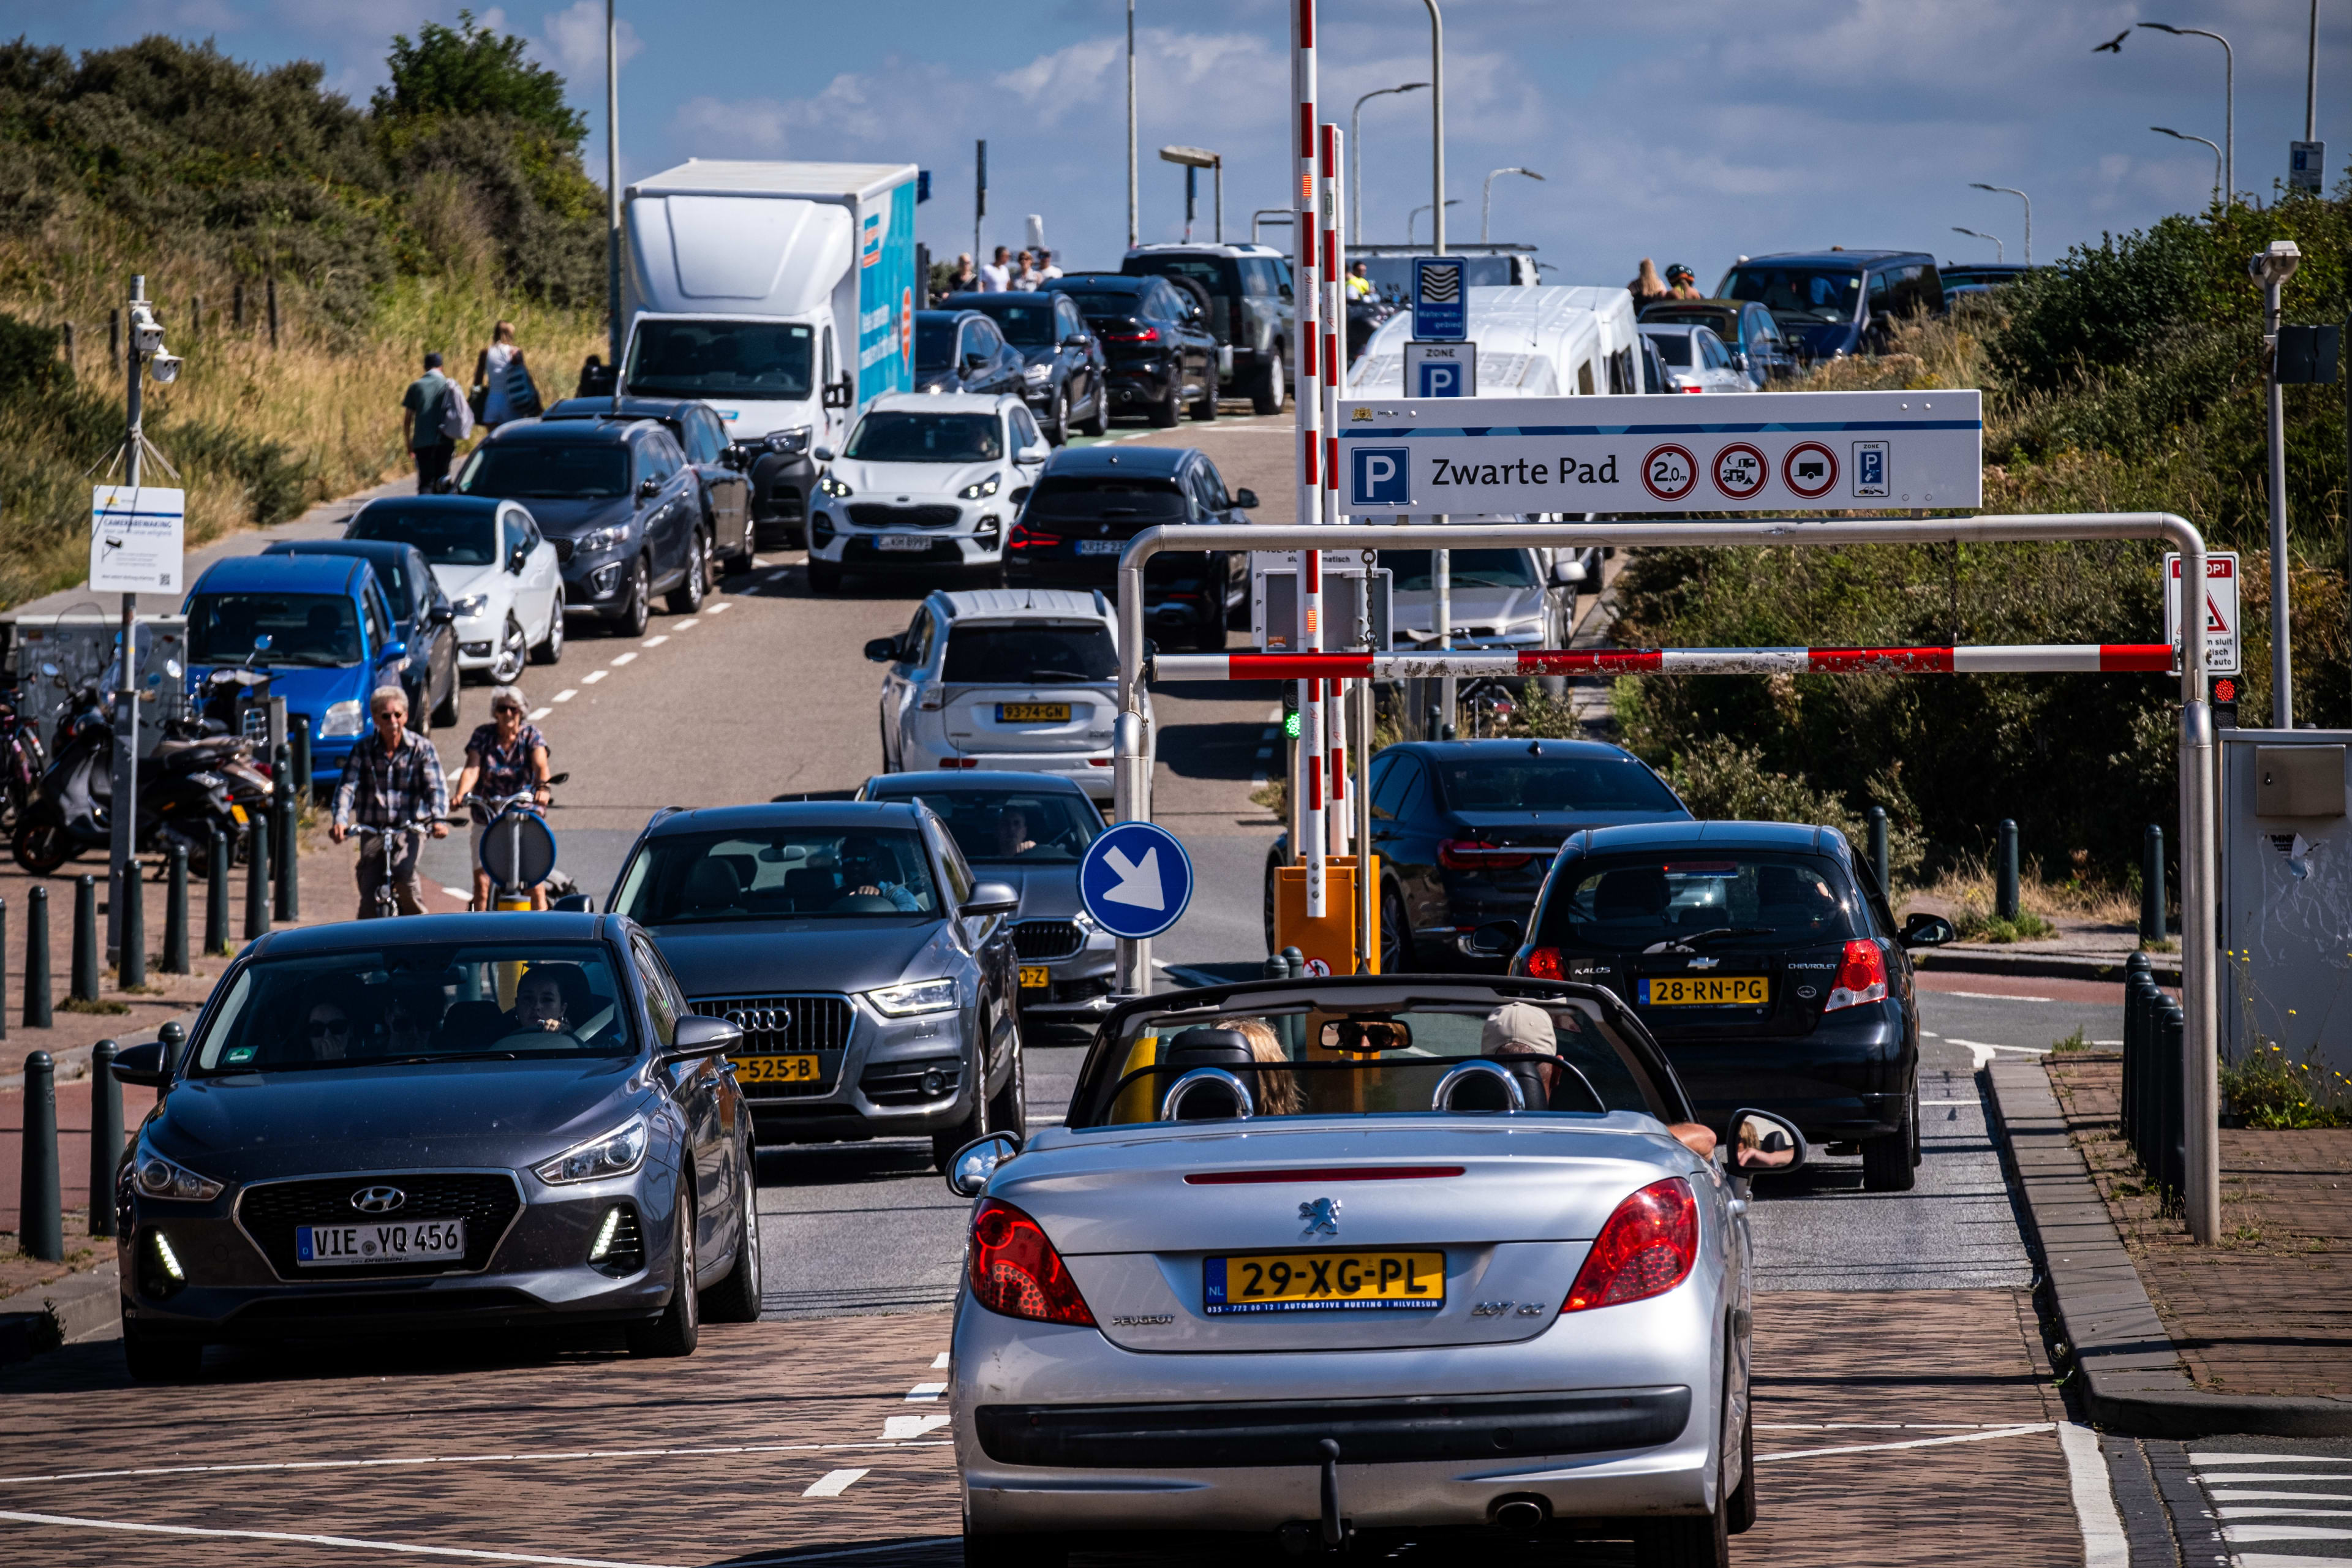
[451, 685, 552, 910]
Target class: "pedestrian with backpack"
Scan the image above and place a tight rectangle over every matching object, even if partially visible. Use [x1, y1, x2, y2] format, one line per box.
[401, 350, 472, 492]
[472, 320, 542, 431]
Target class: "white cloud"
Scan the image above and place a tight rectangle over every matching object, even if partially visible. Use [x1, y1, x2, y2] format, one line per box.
[538, 0, 639, 80]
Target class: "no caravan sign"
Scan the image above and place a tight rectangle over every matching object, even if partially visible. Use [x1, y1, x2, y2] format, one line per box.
[1338, 390, 1983, 514]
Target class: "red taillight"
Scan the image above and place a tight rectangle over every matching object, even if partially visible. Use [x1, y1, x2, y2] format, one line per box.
[1438, 838, 1533, 871]
[1103, 327, 1160, 343]
[938, 758, 979, 769]
[1524, 945, 1564, 980]
[1680, 385, 1705, 393]
[1564, 1178, 1698, 1313]
[1824, 938, 1888, 1011]
[1008, 523, 1060, 550]
[969, 1198, 1095, 1326]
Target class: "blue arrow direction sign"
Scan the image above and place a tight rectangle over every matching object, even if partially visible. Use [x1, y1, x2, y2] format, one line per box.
[1078, 820, 1194, 940]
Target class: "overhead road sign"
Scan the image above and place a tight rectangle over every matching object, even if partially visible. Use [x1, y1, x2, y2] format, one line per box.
[1078, 820, 1194, 940]
[1403, 341, 1476, 398]
[1411, 257, 1466, 341]
[1340, 390, 1982, 513]
[2165, 550, 2241, 676]
[89, 484, 184, 594]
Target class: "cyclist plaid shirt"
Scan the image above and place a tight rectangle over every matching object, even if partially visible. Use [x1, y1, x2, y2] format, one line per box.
[332, 728, 450, 833]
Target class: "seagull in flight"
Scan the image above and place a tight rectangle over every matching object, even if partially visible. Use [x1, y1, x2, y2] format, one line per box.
[2094, 29, 2129, 52]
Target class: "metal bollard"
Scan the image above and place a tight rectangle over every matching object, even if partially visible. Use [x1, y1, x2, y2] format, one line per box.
[118, 855, 146, 990]
[89, 1040, 121, 1237]
[2122, 954, 2152, 1159]
[205, 829, 230, 956]
[2142, 824, 2167, 946]
[159, 1020, 184, 1058]
[19, 1050, 62, 1261]
[273, 742, 296, 923]
[1264, 952, 1291, 979]
[1868, 806, 1890, 895]
[23, 885, 50, 1028]
[162, 845, 190, 974]
[290, 725, 312, 811]
[71, 875, 99, 1002]
[1995, 820, 2019, 921]
[1281, 945, 1305, 980]
[245, 820, 271, 939]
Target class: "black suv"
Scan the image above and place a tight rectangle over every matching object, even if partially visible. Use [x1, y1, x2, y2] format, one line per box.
[938, 291, 1109, 444]
[1041, 273, 1219, 427]
[1121, 243, 1293, 414]
[1715, 251, 1946, 362]
[541, 397, 755, 572]
[913, 310, 1028, 398]
[609, 801, 1027, 1169]
[1005, 444, 1256, 650]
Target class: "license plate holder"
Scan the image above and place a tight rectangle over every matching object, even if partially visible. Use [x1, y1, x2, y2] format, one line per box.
[875, 533, 933, 552]
[730, 1054, 822, 1085]
[997, 703, 1071, 723]
[1077, 538, 1125, 556]
[1019, 965, 1050, 989]
[296, 1218, 466, 1267]
[1202, 1249, 1445, 1314]
[1640, 976, 1770, 1007]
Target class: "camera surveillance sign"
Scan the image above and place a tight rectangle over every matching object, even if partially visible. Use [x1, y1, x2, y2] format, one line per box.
[89, 484, 185, 594]
[1340, 390, 1982, 513]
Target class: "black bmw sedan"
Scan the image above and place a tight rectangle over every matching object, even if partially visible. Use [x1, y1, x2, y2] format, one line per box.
[109, 913, 760, 1381]
[1040, 273, 1220, 426]
[1477, 820, 1954, 1192]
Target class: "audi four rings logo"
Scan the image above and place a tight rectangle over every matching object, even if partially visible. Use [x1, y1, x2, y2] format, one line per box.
[728, 1008, 794, 1034]
[351, 1186, 406, 1213]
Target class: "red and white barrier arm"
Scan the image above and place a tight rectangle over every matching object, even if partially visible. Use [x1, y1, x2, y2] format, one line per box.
[1153, 644, 2179, 680]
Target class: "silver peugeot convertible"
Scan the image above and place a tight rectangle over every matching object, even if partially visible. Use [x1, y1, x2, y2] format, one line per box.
[944, 974, 1806, 1567]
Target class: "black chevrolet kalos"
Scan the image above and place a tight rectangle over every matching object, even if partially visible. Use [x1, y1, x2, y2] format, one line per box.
[110, 913, 759, 1380]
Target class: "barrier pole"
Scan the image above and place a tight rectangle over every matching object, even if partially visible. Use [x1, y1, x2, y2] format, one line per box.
[1321, 123, 1349, 867]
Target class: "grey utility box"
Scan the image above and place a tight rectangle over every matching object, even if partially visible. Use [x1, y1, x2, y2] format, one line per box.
[1251, 554, 1393, 652]
[2219, 728, 2352, 1072]
[7, 615, 188, 759]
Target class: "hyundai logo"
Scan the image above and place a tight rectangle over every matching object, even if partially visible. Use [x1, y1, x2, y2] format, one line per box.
[728, 1007, 794, 1035]
[351, 1186, 406, 1214]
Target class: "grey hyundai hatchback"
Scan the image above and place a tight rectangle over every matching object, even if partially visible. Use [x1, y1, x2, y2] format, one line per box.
[610, 801, 1028, 1167]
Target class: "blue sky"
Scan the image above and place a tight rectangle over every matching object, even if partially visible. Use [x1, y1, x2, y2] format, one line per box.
[17, 0, 2343, 286]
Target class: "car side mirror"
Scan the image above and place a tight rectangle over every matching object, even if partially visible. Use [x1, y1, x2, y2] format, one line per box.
[508, 548, 529, 574]
[550, 892, 595, 913]
[1900, 911, 1958, 949]
[813, 446, 835, 464]
[636, 477, 661, 500]
[823, 379, 854, 410]
[1017, 443, 1050, 466]
[1551, 559, 1586, 586]
[945, 1131, 1023, 1197]
[1722, 1109, 1808, 1174]
[111, 1039, 169, 1088]
[1232, 488, 1259, 510]
[961, 881, 1020, 917]
[380, 639, 409, 664]
[864, 636, 902, 663]
[1063, 334, 1090, 348]
[662, 1013, 742, 1064]
[429, 603, 455, 624]
[1464, 919, 1523, 959]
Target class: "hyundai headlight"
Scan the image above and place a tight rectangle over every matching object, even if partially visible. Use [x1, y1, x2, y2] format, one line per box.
[132, 1137, 223, 1202]
[320, 699, 365, 738]
[765, 426, 812, 456]
[533, 1115, 649, 1185]
[865, 979, 959, 1017]
[818, 473, 854, 499]
[450, 593, 489, 619]
[958, 473, 1003, 500]
[1023, 363, 1051, 383]
[576, 524, 629, 556]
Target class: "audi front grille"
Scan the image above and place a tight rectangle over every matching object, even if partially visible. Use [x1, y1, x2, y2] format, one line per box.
[693, 992, 854, 1098]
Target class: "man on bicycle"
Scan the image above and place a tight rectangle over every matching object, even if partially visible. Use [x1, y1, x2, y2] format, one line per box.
[329, 686, 450, 918]
[450, 684, 552, 910]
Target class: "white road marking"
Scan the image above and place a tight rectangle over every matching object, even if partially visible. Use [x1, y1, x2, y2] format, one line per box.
[801, 1468, 869, 1498]
[552, 690, 578, 703]
[0, 1509, 677, 1568]
[581, 671, 607, 685]
[608, 652, 637, 666]
[0, 1438, 953, 1488]
[2231, 1556, 2352, 1567]
[2196, 1456, 2352, 1465]
[2225, 1526, 2352, 1542]
[1920, 1031, 1940, 1039]
[673, 619, 699, 631]
[1940, 989, 2056, 1003]
[2220, 1509, 2352, 1518]
[1920, 1100, 1979, 1106]
[708, 601, 731, 612]
[2059, 1421, 2130, 1568]
[1758, 1422, 2047, 1431]
[527, 707, 552, 720]
[442, 886, 471, 901]
[2094, 1038, 2122, 1045]
[643, 635, 669, 647]
[2203, 1476, 2352, 1484]
[932, 1351, 951, 1368]
[1948, 1038, 2047, 1070]
[881, 1414, 951, 1439]
[1757, 1422, 2052, 1461]
[2211, 1492, 2352, 1502]
[905, 1381, 946, 1401]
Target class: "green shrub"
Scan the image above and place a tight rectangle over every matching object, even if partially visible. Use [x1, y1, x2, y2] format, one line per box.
[2222, 1041, 2352, 1129]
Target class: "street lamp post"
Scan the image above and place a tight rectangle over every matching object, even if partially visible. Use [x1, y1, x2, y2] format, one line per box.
[606, 0, 622, 367]
[2152, 126, 2225, 203]
[1480, 167, 1543, 243]
[1159, 146, 1222, 244]
[1407, 200, 1460, 246]
[1126, 0, 1138, 249]
[1951, 227, 2004, 263]
[1967, 183, 2030, 266]
[1419, 0, 1446, 254]
[2253, 239, 2304, 727]
[2140, 23, 2233, 200]
[1350, 83, 1425, 247]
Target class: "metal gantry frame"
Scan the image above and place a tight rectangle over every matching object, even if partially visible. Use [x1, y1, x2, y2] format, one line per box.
[1110, 513, 2221, 1243]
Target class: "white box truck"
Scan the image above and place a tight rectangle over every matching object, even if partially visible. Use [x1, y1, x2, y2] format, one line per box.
[621, 159, 920, 546]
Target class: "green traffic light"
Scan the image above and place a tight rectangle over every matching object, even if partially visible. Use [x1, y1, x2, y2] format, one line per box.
[1283, 710, 1303, 739]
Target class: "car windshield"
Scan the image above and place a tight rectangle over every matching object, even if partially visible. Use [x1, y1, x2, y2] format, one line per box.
[1024, 476, 1188, 523]
[625, 320, 813, 399]
[1436, 755, 1683, 813]
[845, 412, 1002, 462]
[1537, 854, 1861, 953]
[1721, 266, 1863, 325]
[1073, 992, 1671, 1126]
[1125, 255, 1240, 300]
[1375, 549, 1537, 590]
[1643, 331, 1694, 367]
[349, 508, 498, 568]
[971, 301, 1061, 347]
[613, 827, 941, 922]
[459, 443, 628, 500]
[942, 623, 1117, 685]
[897, 790, 1101, 864]
[187, 592, 361, 667]
[187, 943, 636, 1074]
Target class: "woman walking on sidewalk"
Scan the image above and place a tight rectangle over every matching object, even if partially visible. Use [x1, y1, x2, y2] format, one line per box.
[472, 321, 543, 431]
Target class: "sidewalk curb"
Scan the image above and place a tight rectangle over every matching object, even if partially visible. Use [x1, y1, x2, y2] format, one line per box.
[0, 1257, 118, 1366]
[1986, 1058, 2352, 1437]
[1923, 949, 2181, 985]
[0, 1007, 203, 1091]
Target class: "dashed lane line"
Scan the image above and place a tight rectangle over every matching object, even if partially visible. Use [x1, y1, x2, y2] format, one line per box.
[673, 618, 700, 631]
[708, 601, 732, 613]
[582, 671, 607, 685]
[881, 1415, 952, 1440]
[2194, 1455, 2352, 1465]
[0, 1509, 679, 1568]
[931, 1351, 951, 1368]
[609, 652, 637, 666]
[905, 1382, 946, 1401]
[527, 707, 552, 720]
[642, 635, 668, 647]
[0, 1438, 954, 1488]
[801, 1469, 869, 1498]
[552, 689, 578, 703]
[1756, 1422, 2052, 1461]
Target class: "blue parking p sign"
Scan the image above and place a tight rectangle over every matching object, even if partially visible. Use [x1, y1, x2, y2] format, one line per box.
[1351, 447, 1412, 508]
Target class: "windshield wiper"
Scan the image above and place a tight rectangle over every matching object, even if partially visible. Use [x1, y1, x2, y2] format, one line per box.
[1642, 926, 1774, 954]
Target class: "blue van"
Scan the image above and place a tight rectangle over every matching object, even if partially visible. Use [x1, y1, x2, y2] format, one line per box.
[182, 553, 415, 790]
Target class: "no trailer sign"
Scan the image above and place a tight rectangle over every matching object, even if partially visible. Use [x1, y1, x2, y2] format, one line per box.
[1338, 390, 1981, 514]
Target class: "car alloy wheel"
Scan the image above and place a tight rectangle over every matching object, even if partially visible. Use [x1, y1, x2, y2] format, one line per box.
[614, 556, 650, 636]
[1381, 886, 1410, 974]
[1150, 379, 1182, 428]
[1251, 355, 1285, 415]
[489, 614, 527, 684]
[1051, 388, 1069, 445]
[667, 532, 707, 614]
[626, 1188, 700, 1357]
[530, 599, 564, 666]
[701, 1142, 763, 1324]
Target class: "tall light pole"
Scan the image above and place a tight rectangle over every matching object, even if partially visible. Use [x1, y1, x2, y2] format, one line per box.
[2152, 126, 2225, 203]
[1159, 146, 1222, 243]
[1951, 227, 2004, 263]
[2253, 239, 2303, 727]
[2308, 0, 2320, 141]
[1480, 166, 1542, 243]
[1126, 0, 1138, 249]
[1350, 82, 1425, 247]
[2140, 23, 2233, 200]
[606, 0, 620, 368]
[1419, 0, 1447, 252]
[1407, 200, 1460, 246]
[1967, 183, 2030, 267]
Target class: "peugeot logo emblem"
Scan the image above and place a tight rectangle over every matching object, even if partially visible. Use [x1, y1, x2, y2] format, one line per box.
[727, 1007, 794, 1035]
[352, 1186, 406, 1214]
[1298, 1197, 1341, 1236]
